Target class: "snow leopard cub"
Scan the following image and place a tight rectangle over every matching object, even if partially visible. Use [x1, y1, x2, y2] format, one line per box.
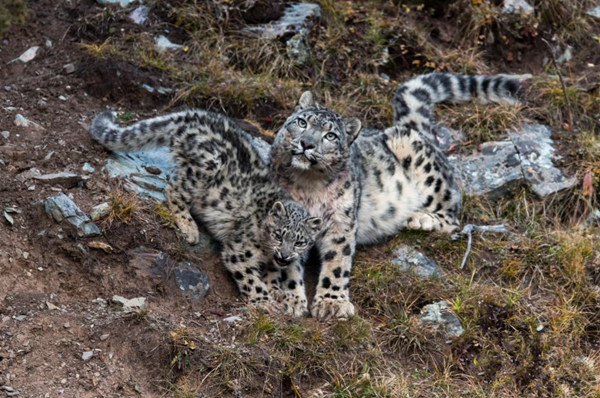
[89, 110, 322, 315]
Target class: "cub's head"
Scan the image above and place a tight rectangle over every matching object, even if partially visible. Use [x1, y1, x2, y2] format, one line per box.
[273, 91, 361, 174]
[265, 201, 322, 269]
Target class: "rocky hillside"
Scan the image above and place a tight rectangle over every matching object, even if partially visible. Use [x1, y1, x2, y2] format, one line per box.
[0, 0, 599, 397]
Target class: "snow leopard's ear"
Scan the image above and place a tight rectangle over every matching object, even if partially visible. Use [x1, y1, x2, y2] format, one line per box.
[269, 201, 287, 218]
[296, 91, 315, 111]
[343, 117, 362, 144]
[306, 217, 323, 235]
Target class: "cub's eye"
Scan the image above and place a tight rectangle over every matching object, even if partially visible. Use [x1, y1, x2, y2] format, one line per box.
[324, 132, 338, 141]
[297, 118, 307, 128]
[272, 232, 282, 242]
[295, 240, 307, 248]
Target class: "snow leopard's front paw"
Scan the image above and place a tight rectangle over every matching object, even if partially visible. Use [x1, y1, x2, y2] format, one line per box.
[311, 295, 355, 321]
[405, 213, 440, 231]
[282, 291, 308, 317]
[177, 219, 201, 244]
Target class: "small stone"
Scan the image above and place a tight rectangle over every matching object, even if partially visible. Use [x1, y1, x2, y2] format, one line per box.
[502, 0, 534, 15]
[45, 40, 53, 49]
[112, 295, 146, 312]
[129, 5, 149, 24]
[2, 211, 14, 225]
[90, 202, 110, 221]
[58, 95, 67, 101]
[392, 247, 443, 278]
[154, 35, 184, 52]
[1, 131, 9, 139]
[420, 301, 464, 338]
[100, 333, 110, 341]
[63, 322, 70, 329]
[536, 324, 545, 332]
[4, 85, 10, 91]
[14, 315, 26, 322]
[34, 171, 87, 189]
[12, 46, 40, 63]
[88, 241, 114, 253]
[63, 63, 76, 74]
[587, 5, 600, 18]
[82, 351, 93, 361]
[46, 302, 59, 310]
[223, 316, 242, 323]
[82, 162, 95, 173]
[61, 378, 67, 385]
[96, 0, 136, 6]
[14, 114, 45, 131]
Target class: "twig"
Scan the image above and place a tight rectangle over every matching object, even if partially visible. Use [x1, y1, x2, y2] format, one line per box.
[541, 38, 574, 130]
[452, 224, 509, 269]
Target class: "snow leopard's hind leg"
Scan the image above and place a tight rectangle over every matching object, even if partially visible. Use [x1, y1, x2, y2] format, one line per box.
[165, 169, 201, 244]
[385, 123, 461, 234]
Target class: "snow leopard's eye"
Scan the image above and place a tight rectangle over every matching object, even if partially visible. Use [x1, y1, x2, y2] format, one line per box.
[297, 118, 307, 128]
[324, 132, 338, 141]
[295, 240, 307, 248]
[272, 232, 282, 242]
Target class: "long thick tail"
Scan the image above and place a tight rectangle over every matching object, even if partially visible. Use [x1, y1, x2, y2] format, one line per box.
[392, 73, 531, 134]
[89, 110, 211, 152]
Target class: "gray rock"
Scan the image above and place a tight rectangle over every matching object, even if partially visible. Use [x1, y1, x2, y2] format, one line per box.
[103, 148, 174, 201]
[14, 114, 43, 131]
[392, 247, 442, 278]
[82, 351, 93, 361]
[112, 295, 146, 311]
[96, 0, 137, 6]
[44, 193, 101, 237]
[286, 29, 311, 65]
[420, 301, 464, 338]
[245, 3, 321, 39]
[587, 4, 600, 18]
[34, 171, 87, 188]
[82, 162, 95, 173]
[127, 248, 213, 300]
[129, 5, 149, 24]
[174, 262, 211, 301]
[450, 124, 576, 199]
[1, 131, 9, 139]
[502, 0, 534, 15]
[44, 40, 53, 49]
[10, 46, 40, 63]
[154, 35, 183, 52]
[63, 63, 76, 74]
[90, 203, 110, 221]
[223, 316, 242, 323]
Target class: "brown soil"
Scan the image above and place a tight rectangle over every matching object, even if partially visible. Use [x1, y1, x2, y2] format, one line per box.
[0, 0, 598, 397]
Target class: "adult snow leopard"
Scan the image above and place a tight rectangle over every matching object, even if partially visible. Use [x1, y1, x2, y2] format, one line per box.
[89, 110, 322, 315]
[270, 73, 527, 320]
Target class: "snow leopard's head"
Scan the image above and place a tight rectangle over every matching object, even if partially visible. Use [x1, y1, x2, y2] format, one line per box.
[273, 91, 361, 174]
[265, 201, 322, 269]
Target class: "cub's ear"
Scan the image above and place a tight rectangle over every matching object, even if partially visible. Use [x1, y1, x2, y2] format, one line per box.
[343, 117, 362, 143]
[306, 217, 323, 234]
[295, 91, 315, 111]
[269, 201, 287, 218]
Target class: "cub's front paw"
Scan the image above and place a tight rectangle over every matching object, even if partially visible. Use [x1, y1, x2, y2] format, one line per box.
[311, 295, 355, 321]
[249, 295, 283, 315]
[282, 292, 308, 318]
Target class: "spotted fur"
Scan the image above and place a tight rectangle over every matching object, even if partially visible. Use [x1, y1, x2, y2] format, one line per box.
[270, 73, 527, 319]
[89, 110, 322, 315]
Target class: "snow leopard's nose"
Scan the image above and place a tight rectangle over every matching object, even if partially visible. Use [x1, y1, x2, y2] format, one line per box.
[300, 140, 315, 150]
